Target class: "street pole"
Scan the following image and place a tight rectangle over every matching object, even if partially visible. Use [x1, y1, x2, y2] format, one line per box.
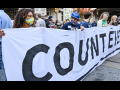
[56, 8, 58, 20]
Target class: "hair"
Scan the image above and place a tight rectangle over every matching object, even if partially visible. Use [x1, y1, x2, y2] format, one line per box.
[13, 8, 35, 28]
[84, 12, 91, 19]
[45, 15, 48, 18]
[99, 12, 109, 20]
[37, 13, 41, 18]
[66, 19, 70, 22]
[110, 15, 117, 25]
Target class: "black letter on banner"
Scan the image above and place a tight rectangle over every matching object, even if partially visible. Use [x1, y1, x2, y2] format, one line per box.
[117, 30, 120, 44]
[90, 35, 99, 59]
[54, 42, 74, 76]
[100, 33, 106, 53]
[22, 44, 52, 81]
[78, 39, 89, 66]
[108, 31, 114, 48]
[114, 31, 116, 46]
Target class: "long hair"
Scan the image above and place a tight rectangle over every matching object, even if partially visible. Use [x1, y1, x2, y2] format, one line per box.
[13, 8, 36, 28]
[99, 12, 109, 20]
[110, 15, 117, 25]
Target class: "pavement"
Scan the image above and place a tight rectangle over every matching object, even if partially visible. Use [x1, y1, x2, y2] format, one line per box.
[83, 53, 120, 81]
[1, 53, 120, 81]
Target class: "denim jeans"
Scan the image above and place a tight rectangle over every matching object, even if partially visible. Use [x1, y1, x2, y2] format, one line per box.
[0, 43, 7, 81]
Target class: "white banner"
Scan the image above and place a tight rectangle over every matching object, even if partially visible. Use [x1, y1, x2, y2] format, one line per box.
[2, 25, 120, 81]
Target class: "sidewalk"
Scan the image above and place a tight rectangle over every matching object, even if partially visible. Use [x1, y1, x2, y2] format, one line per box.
[83, 53, 120, 81]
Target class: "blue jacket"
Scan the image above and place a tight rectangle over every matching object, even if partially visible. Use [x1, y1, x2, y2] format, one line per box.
[61, 22, 80, 30]
[81, 21, 92, 28]
[91, 22, 97, 27]
[0, 10, 12, 42]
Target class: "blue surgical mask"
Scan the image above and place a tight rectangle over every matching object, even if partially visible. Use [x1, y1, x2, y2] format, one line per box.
[52, 18, 54, 21]
[116, 18, 118, 21]
[71, 20, 77, 25]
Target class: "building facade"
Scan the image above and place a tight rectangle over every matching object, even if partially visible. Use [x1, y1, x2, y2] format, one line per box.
[34, 8, 73, 21]
[3, 8, 73, 22]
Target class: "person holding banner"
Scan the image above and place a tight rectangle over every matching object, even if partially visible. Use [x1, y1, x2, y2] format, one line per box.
[0, 8, 37, 37]
[0, 9, 36, 37]
[97, 12, 110, 27]
[0, 8, 12, 81]
[61, 12, 84, 31]
[110, 15, 118, 26]
[13, 8, 36, 28]
[0, 9, 36, 81]
[81, 12, 92, 28]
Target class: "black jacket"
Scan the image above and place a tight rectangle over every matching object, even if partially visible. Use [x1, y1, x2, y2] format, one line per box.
[44, 19, 50, 28]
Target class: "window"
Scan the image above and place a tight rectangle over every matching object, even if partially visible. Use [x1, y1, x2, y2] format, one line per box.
[47, 8, 50, 15]
[61, 11, 63, 21]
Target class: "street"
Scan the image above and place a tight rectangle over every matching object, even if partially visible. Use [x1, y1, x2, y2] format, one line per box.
[83, 53, 120, 81]
[1, 53, 120, 81]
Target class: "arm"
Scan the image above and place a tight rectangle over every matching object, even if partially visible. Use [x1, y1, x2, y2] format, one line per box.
[80, 26, 84, 31]
[43, 21, 46, 27]
[61, 23, 67, 30]
[36, 20, 40, 27]
[104, 24, 110, 27]
[0, 29, 5, 38]
[97, 20, 102, 27]
[0, 16, 2, 29]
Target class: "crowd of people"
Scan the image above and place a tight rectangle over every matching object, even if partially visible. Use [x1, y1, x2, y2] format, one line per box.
[0, 8, 120, 81]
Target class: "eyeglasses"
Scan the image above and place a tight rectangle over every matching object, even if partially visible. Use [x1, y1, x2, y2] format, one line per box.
[27, 15, 33, 18]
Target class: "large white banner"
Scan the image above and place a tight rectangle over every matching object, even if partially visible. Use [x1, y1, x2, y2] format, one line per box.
[2, 25, 120, 81]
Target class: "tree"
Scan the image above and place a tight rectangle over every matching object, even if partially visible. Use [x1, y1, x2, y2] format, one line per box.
[73, 8, 96, 19]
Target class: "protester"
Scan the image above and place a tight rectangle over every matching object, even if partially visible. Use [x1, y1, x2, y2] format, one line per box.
[77, 20, 81, 24]
[80, 20, 83, 26]
[0, 8, 12, 81]
[46, 16, 55, 28]
[91, 20, 97, 27]
[61, 12, 84, 31]
[13, 8, 35, 28]
[0, 8, 36, 41]
[60, 21, 66, 28]
[81, 12, 92, 28]
[55, 20, 61, 29]
[44, 15, 49, 24]
[97, 12, 110, 27]
[65, 19, 70, 23]
[0, 9, 36, 81]
[110, 15, 118, 26]
[36, 13, 46, 27]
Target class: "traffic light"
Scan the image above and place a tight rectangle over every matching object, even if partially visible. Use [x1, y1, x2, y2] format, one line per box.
[55, 8, 57, 13]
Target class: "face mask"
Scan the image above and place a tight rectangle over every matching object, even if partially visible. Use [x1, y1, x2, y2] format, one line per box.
[71, 20, 77, 25]
[103, 18, 107, 21]
[116, 18, 118, 21]
[52, 18, 54, 21]
[26, 17, 34, 25]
